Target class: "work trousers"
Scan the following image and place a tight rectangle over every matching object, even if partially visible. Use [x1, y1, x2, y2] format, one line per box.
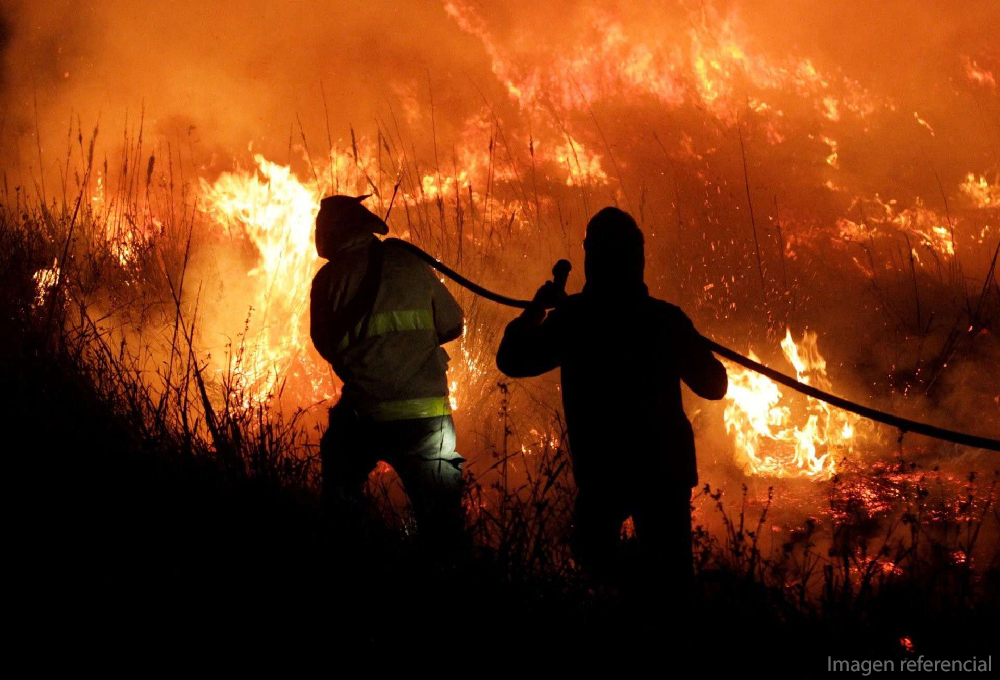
[320, 405, 466, 546]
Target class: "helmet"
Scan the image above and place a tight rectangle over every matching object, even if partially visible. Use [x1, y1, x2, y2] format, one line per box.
[315, 194, 388, 257]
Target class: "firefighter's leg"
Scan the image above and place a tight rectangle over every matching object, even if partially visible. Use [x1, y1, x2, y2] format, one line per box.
[387, 415, 467, 548]
[571, 487, 629, 580]
[632, 485, 694, 599]
[320, 406, 378, 523]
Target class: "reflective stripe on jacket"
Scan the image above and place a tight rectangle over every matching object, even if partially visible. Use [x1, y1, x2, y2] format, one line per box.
[310, 236, 464, 420]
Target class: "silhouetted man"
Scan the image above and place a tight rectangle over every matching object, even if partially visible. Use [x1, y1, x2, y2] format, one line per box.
[310, 195, 466, 546]
[496, 207, 728, 587]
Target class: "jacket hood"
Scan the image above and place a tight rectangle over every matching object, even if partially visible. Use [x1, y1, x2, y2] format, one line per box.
[315, 194, 388, 259]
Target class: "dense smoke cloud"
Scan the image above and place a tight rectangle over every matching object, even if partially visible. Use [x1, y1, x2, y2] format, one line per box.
[3, 1, 997, 177]
[0, 0, 492, 169]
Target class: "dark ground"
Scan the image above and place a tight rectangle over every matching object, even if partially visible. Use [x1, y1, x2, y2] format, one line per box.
[2, 293, 995, 672]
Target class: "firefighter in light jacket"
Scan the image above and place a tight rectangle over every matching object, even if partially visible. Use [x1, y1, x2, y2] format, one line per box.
[310, 195, 465, 545]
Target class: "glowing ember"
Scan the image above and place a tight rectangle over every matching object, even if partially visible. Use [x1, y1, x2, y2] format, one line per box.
[722, 329, 866, 479]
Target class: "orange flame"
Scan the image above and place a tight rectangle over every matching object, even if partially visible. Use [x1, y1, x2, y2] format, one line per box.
[32, 259, 60, 308]
[722, 329, 867, 479]
[199, 154, 329, 402]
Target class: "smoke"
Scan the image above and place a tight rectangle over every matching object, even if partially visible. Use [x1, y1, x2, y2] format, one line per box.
[0, 0, 497, 171]
[3, 2, 991, 160]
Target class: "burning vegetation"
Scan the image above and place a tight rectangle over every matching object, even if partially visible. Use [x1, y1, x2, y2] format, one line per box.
[1, 0, 999, 663]
[722, 329, 871, 479]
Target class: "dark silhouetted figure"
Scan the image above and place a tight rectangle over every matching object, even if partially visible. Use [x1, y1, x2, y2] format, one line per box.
[496, 207, 728, 589]
[310, 195, 466, 547]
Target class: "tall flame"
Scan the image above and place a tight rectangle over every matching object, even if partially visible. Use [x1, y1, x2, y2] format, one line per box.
[199, 154, 328, 402]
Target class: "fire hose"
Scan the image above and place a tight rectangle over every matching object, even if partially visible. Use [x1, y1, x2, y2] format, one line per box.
[390, 239, 1000, 453]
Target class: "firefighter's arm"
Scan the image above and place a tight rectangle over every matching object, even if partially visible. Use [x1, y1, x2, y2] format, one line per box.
[310, 268, 339, 364]
[496, 300, 563, 378]
[677, 314, 728, 400]
[430, 271, 465, 344]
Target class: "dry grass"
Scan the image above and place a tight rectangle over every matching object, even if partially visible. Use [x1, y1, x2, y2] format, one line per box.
[3, 121, 999, 665]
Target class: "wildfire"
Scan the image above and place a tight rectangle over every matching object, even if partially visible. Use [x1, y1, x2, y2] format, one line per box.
[554, 137, 608, 186]
[196, 148, 502, 407]
[32, 259, 60, 308]
[64, 0, 991, 457]
[837, 196, 958, 263]
[960, 173, 1000, 209]
[446, 0, 882, 125]
[722, 329, 866, 479]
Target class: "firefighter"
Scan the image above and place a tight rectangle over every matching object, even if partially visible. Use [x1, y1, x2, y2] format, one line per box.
[310, 194, 466, 547]
[496, 206, 728, 586]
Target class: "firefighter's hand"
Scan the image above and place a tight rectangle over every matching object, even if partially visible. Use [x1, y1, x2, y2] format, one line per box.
[532, 280, 566, 307]
[524, 280, 564, 323]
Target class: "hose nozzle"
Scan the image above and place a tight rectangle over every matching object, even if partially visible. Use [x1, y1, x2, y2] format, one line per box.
[552, 259, 572, 293]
